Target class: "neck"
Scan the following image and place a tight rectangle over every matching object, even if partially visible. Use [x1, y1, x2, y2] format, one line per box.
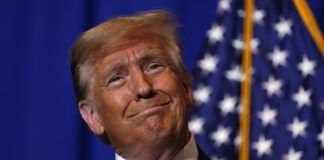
[116, 131, 191, 160]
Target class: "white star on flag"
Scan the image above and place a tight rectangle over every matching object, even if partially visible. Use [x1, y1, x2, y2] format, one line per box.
[225, 65, 243, 82]
[207, 24, 225, 44]
[234, 133, 241, 149]
[218, 95, 237, 116]
[210, 156, 225, 160]
[236, 102, 242, 114]
[253, 9, 266, 25]
[250, 38, 260, 54]
[189, 117, 205, 135]
[210, 126, 231, 146]
[217, 0, 231, 13]
[252, 135, 273, 157]
[318, 126, 324, 149]
[282, 147, 303, 160]
[231, 36, 259, 54]
[257, 104, 277, 127]
[232, 36, 244, 51]
[297, 56, 317, 77]
[237, 9, 266, 25]
[274, 17, 293, 39]
[262, 75, 283, 97]
[287, 117, 308, 138]
[193, 84, 212, 104]
[292, 87, 312, 108]
[268, 47, 288, 68]
[198, 53, 218, 74]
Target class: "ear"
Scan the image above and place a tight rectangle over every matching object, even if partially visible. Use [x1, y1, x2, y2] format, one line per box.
[78, 100, 105, 135]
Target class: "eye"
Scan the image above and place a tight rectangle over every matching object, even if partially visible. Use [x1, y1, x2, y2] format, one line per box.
[107, 74, 125, 87]
[146, 63, 164, 73]
[110, 76, 122, 82]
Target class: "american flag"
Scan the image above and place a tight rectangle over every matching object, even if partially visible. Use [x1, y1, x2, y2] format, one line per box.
[188, 0, 324, 159]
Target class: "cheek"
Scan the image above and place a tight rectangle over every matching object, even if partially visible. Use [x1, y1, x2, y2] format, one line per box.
[155, 73, 187, 100]
[95, 90, 132, 124]
[154, 73, 189, 114]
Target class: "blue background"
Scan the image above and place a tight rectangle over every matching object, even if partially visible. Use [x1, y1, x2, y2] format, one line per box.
[0, 0, 322, 160]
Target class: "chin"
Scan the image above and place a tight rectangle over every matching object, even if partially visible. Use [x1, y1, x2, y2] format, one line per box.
[141, 118, 175, 142]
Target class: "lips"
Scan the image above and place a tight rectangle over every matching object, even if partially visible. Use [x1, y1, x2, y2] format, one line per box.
[126, 94, 171, 118]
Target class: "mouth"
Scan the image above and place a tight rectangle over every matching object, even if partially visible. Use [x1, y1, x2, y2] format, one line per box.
[127, 101, 170, 118]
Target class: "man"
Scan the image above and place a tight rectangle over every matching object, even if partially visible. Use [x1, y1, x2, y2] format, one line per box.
[70, 10, 210, 160]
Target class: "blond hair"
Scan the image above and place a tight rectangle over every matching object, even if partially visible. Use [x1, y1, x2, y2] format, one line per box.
[70, 10, 192, 101]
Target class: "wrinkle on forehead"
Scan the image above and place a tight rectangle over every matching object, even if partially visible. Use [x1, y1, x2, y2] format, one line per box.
[98, 42, 163, 68]
[99, 33, 165, 59]
[93, 43, 167, 86]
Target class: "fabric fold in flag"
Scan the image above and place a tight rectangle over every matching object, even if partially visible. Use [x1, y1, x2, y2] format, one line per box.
[189, 0, 324, 159]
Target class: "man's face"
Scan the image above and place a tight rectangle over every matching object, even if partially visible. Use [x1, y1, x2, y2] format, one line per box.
[84, 41, 193, 154]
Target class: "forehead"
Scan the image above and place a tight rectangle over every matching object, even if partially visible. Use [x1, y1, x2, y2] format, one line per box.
[99, 42, 168, 65]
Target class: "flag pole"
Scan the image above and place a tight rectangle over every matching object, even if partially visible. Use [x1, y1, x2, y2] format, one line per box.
[293, 0, 324, 55]
[240, 0, 254, 159]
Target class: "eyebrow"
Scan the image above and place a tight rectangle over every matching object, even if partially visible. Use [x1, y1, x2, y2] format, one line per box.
[100, 48, 165, 80]
[100, 61, 128, 84]
[137, 51, 165, 64]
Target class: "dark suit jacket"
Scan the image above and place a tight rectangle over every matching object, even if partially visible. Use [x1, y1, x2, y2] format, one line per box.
[197, 145, 211, 160]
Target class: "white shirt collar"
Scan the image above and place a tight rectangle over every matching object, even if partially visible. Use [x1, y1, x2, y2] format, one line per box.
[173, 134, 198, 160]
[115, 134, 198, 160]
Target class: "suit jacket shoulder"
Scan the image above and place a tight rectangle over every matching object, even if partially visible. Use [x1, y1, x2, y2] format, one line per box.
[197, 145, 211, 160]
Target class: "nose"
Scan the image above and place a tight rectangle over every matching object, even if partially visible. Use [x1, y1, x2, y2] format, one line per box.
[129, 68, 154, 100]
